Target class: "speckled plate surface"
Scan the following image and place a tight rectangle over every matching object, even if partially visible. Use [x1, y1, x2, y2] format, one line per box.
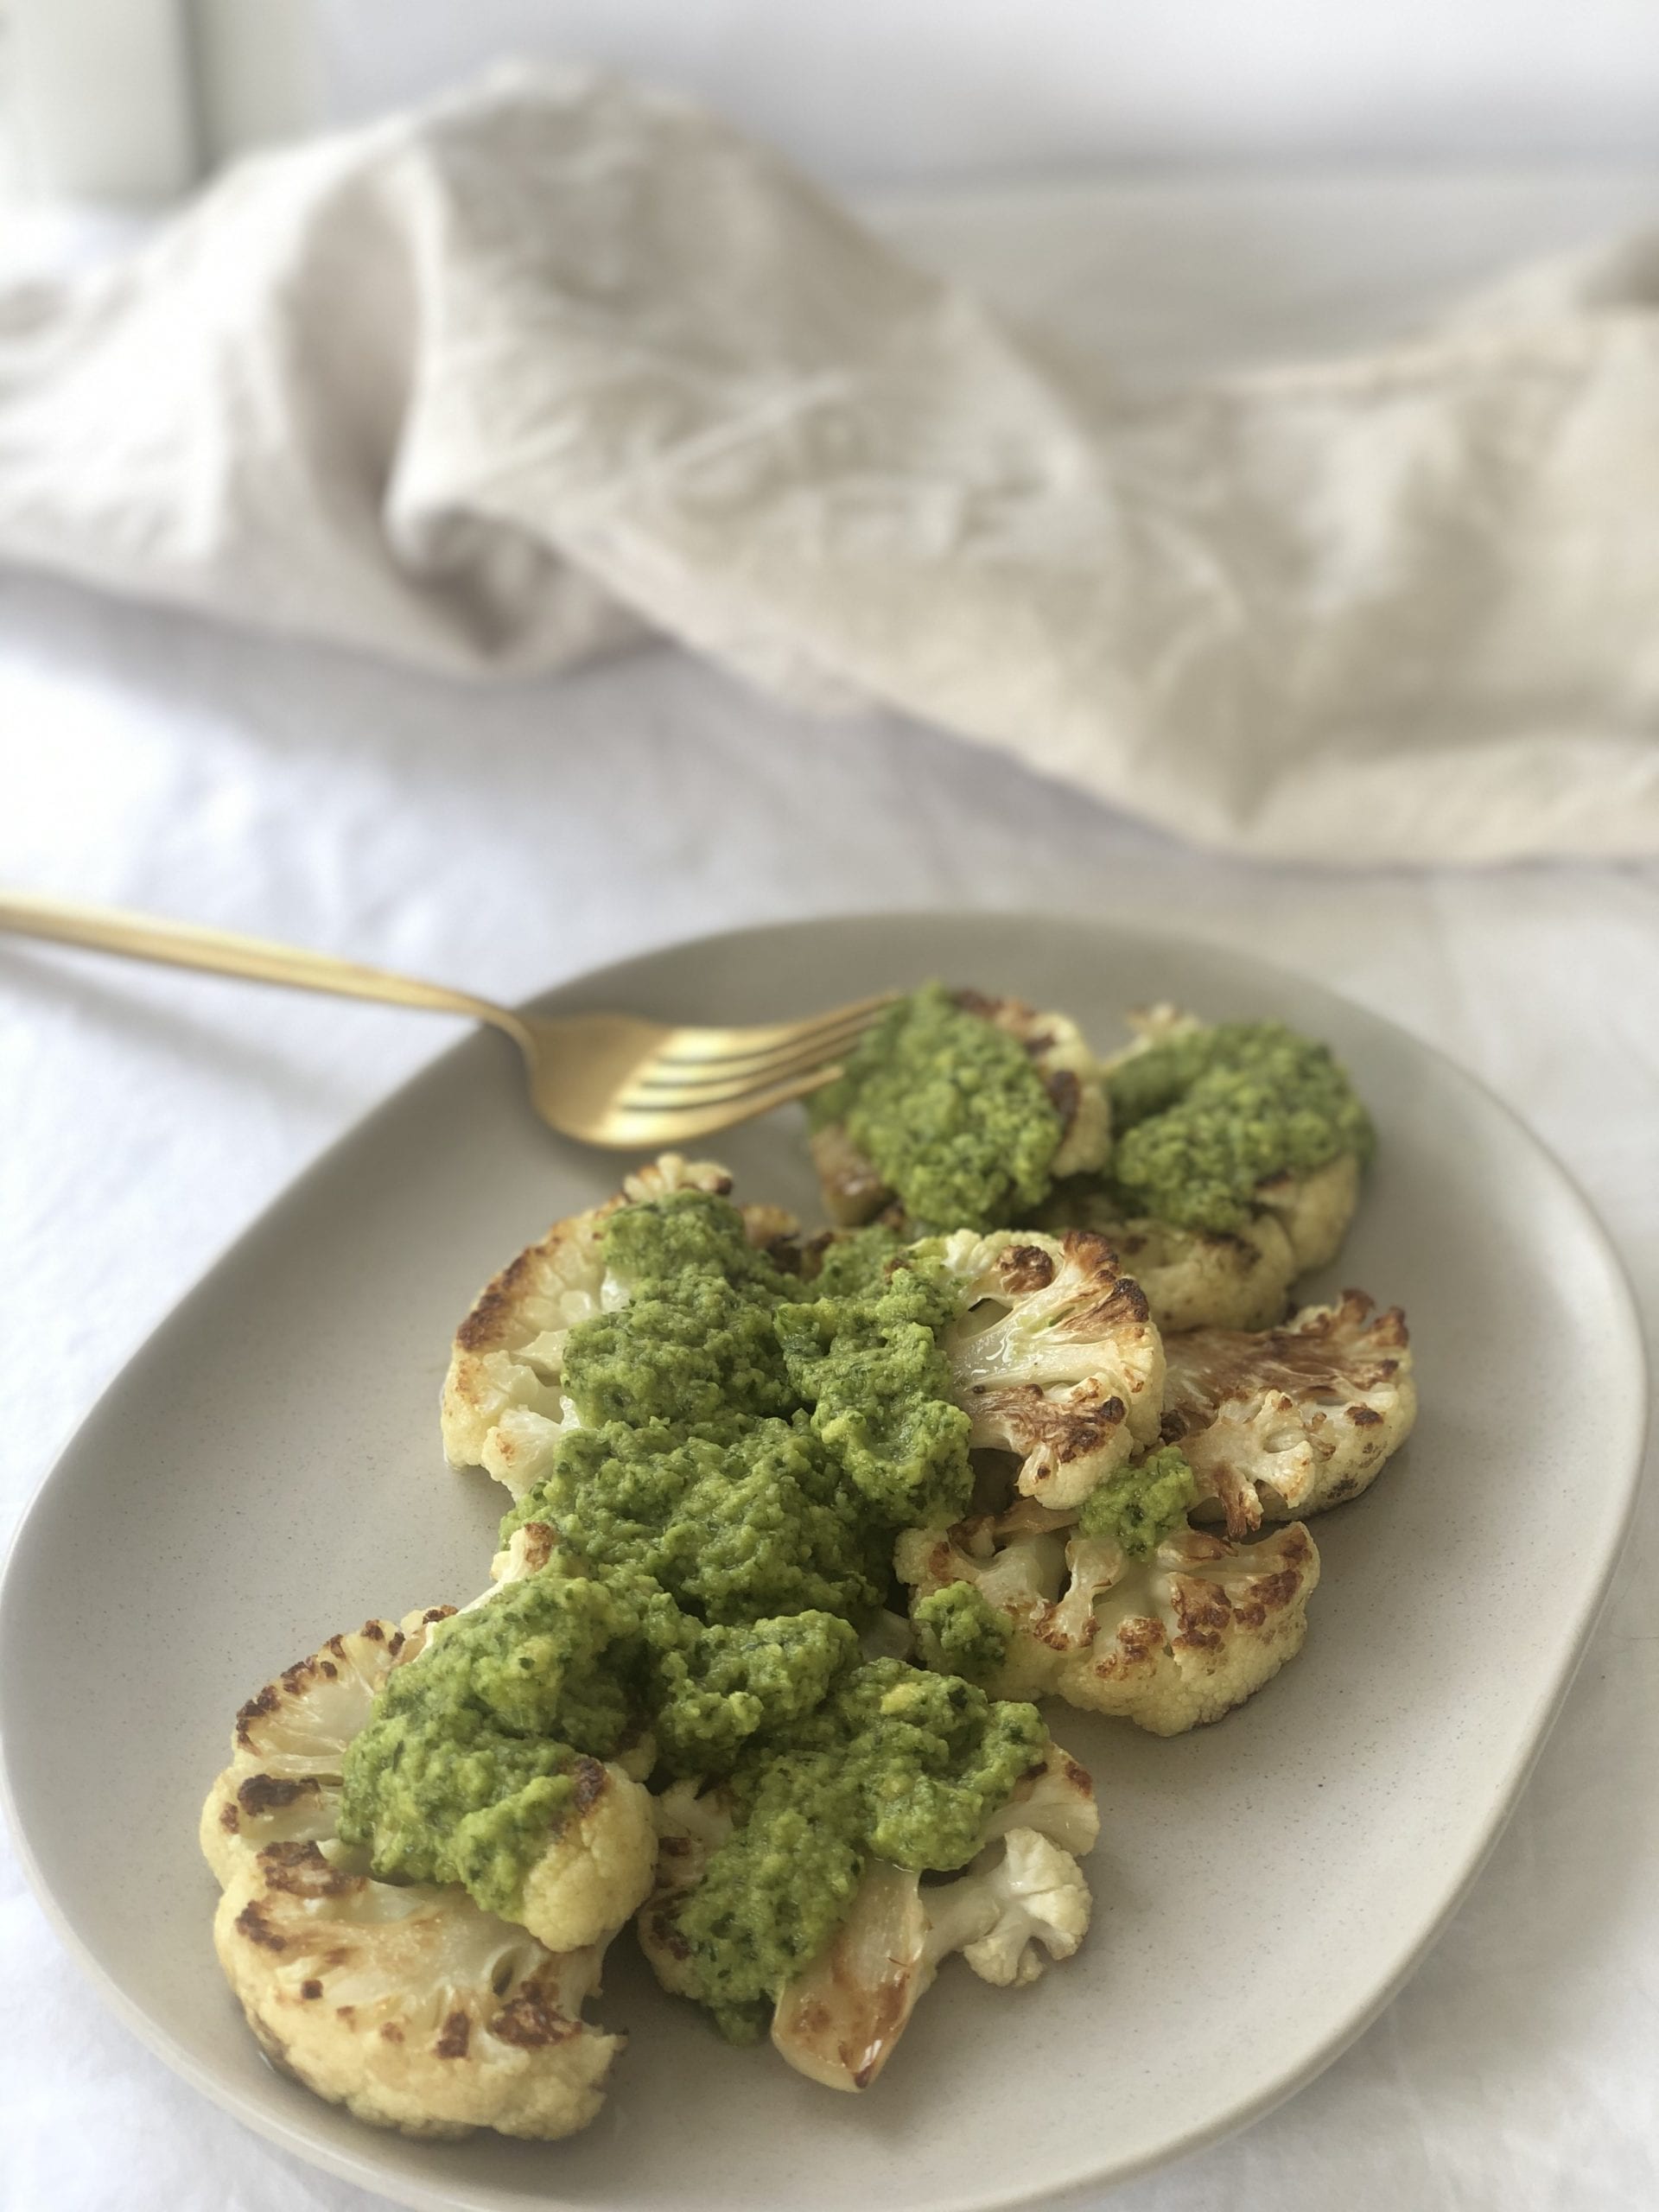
[0, 912, 1645, 2211]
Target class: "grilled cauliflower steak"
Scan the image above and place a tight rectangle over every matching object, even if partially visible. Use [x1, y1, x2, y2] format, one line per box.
[1161, 1293, 1415, 1537]
[633, 1777, 737, 2005]
[927, 1228, 1165, 1508]
[809, 983, 1110, 1230]
[640, 1739, 1098, 2093]
[215, 1842, 619, 2141]
[441, 1154, 795, 1500]
[897, 1499, 1319, 1736]
[1056, 1004, 1373, 1302]
[202, 1609, 650, 2140]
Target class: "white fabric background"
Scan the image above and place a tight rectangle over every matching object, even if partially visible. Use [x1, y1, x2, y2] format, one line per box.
[11, 73, 1659, 868]
[3, 171, 1657, 2210]
[312, 0, 1659, 178]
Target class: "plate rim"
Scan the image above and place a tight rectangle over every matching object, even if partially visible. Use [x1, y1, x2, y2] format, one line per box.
[2, 906, 1649, 2211]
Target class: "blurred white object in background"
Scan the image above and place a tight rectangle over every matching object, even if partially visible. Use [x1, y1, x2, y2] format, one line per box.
[9, 0, 197, 196]
[9, 0, 1659, 202]
[312, 0, 1659, 181]
[192, 0, 324, 167]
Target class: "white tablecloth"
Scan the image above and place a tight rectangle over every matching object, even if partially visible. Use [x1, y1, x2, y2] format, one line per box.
[3, 168, 1656, 2212]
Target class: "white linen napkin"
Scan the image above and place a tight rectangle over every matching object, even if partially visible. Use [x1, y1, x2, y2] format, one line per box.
[3, 65, 1659, 863]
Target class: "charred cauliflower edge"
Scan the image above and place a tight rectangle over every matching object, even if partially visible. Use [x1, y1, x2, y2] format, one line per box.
[1161, 1292, 1415, 1537]
[926, 1227, 1166, 1509]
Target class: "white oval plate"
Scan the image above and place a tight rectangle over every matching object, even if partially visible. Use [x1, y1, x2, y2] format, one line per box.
[1, 913, 1645, 2211]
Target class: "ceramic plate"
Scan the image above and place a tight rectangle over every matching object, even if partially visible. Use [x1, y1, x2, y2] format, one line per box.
[1, 913, 1645, 2211]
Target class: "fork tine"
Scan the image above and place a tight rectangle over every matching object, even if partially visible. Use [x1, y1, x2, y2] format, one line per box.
[592, 1065, 840, 1147]
[645, 1007, 878, 1083]
[626, 1014, 877, 1101]
[650, 992, 895, 1069]
[622, 1046, 848, 1109]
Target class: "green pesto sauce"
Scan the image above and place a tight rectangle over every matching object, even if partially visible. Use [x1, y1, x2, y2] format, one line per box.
[808, 1223, 907, 1300]
[810, 982, 1063, 1231]
[503, 1414, 889, 1628]
[560, 1192, 795, 1430]
[336, 1570, 643, 1916]
[342, 1186, 1030, 1974]
[644, 1602, 861, 1778]
[505, 1193, 973, 1591]
[1077, 1446, 1198, 1558]
[673, 1660, 1046, 2039]
[913, 1581, 1014, 1682]
[336, 1560, 868, 1904]
[1106, 1020, 1374, 1234]
[775, 1249, 973, 1528]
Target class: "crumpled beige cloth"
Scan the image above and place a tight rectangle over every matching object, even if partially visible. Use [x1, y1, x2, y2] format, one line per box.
[4, 67, 1659, 862]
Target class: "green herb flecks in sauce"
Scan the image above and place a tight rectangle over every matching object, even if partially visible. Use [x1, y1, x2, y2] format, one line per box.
[808, 1223, 907, 1299]
[503, 1414, 890, 1628]
[644, 1602, 861, 1779]
[559, 1191, 795, 1430]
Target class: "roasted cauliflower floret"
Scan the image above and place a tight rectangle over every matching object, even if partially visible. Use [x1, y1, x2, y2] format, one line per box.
[440, 1155, 794, 1499]
[215, 1840, 619, 2140]
[1036, 1192, 1298, 1334]
[203, 1611, 641, 2140]
[1252, 1154, 1363, 1274]
[897, 1499, 1319, 1736]
[506, 1758, 655, 1955]
[1161, 1292, 1415, 1537]
[635, 1659, 1088, 2081]
[633, 1777, 739, 2007]
[642, 1744, 1097, 2093]
[1102, 1001, 1198, 1057]
[927, 1227, 1165, 1507]
[808, 982, 1109, 1231]
[770, 1825, 1093, 2092]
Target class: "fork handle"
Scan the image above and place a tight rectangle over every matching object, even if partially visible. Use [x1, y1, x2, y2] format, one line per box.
[0, 887, 531, 1042]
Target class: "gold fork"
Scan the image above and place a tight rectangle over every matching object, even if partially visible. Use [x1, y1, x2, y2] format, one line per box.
[0, 889, 892, 1147]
